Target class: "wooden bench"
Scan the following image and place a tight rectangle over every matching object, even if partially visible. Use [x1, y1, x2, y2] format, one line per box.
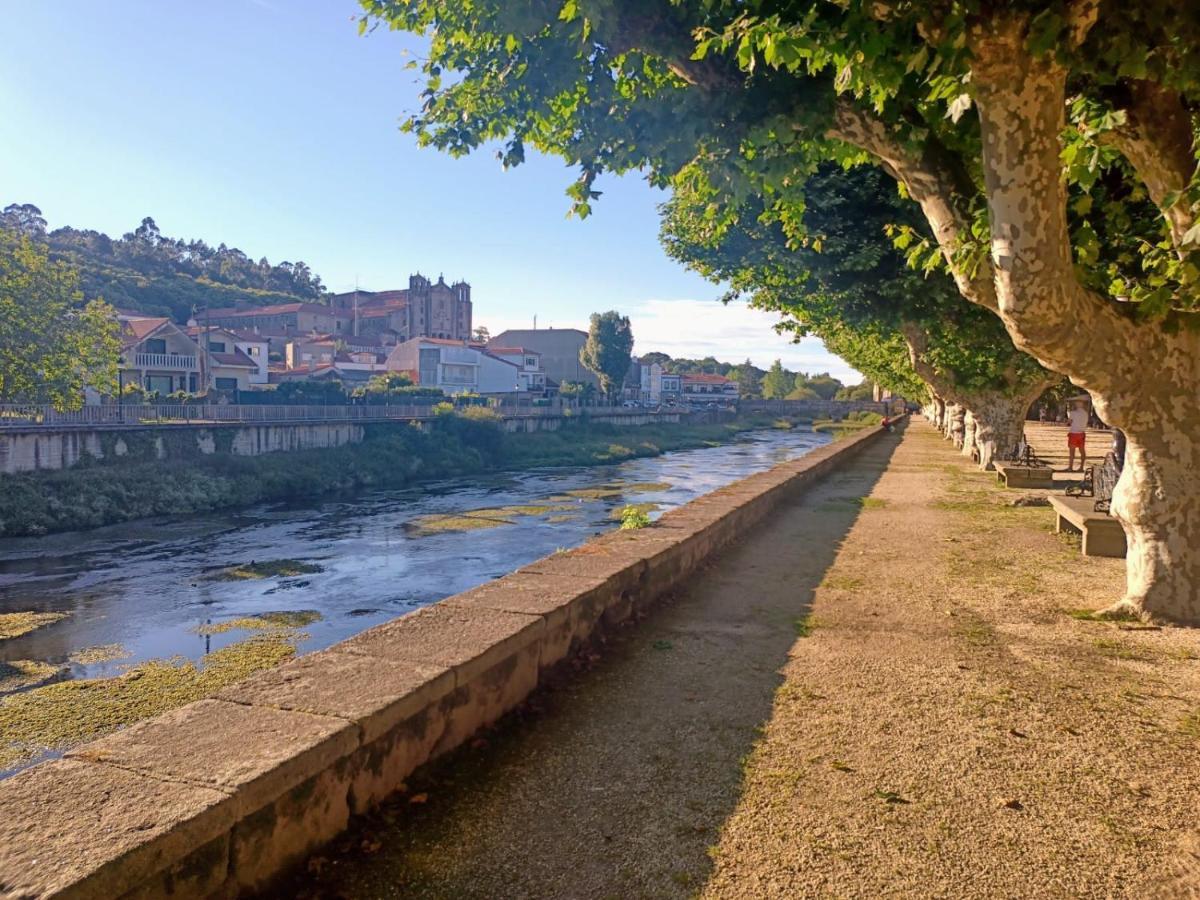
[1048, 495, 1127, 558]
[994, 461, 1055, 489]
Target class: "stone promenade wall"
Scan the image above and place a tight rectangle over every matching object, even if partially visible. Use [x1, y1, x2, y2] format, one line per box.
[0, 421, 897, 899]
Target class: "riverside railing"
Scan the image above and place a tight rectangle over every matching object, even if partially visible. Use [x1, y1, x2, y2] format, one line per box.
[0, 403, 666, 430]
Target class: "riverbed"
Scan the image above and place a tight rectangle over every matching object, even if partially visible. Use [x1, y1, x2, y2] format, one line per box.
[0, 426, 830, 773]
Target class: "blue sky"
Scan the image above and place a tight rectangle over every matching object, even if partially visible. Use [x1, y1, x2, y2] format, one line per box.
[1, 1, 858, 380]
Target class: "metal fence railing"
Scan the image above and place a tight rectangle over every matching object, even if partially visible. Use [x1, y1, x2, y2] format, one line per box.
[0, 403, 674, 430]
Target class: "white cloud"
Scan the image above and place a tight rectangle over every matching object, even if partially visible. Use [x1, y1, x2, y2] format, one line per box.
[478, 297, 863, 383]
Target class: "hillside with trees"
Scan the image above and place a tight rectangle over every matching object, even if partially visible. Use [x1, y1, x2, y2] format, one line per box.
[1, 203, 327, 324]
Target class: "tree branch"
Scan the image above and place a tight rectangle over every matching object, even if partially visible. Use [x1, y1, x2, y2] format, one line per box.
[1101, 80, 1198, 249]
[826, 101, 1000, 314]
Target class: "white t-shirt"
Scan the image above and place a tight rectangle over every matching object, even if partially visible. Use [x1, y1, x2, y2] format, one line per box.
[1068, 408, 1089, 433]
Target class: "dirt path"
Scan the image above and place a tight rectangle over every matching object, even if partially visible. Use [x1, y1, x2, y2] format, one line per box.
[285, 422, 1200, 899]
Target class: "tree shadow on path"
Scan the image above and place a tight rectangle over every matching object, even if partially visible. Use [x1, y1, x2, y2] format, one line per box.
[279, 429, 904, 900]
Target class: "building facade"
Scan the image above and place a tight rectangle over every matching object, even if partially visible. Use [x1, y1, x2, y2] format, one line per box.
[330, 274, 472, 342]
[119, 314, 202, 395]
[488, 328, 599, 390]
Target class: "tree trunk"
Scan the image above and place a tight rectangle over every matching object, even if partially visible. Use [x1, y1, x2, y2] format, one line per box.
[1107, 432, 1200, 624]
[947, 404, 965, 449]
[969, 20, 1200, 622]
[961, 411, 978, 461]
[970, 395, 1032, 471]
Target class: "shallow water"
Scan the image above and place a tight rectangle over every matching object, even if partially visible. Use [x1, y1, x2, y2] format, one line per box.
[0, 427, 828, 690]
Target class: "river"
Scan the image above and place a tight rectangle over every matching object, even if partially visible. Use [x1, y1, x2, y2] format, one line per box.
[0, 426, 829, 773]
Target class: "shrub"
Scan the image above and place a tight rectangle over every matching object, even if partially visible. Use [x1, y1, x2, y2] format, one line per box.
[619, 504, 652, 530]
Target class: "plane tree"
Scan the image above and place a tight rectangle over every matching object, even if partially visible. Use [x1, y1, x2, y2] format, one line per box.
[662, 163, 1057, 468]
[358, 0, 1200, 621]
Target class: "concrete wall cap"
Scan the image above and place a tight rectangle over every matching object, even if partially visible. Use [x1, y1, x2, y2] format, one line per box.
[0, 757, 232, 900]
[67, 698, 358, 819]
[337, 602, 545, 686]
[216, 650, 454, 746]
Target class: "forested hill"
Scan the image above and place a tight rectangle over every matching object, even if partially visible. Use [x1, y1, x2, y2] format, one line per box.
[1, 203, 328, 323]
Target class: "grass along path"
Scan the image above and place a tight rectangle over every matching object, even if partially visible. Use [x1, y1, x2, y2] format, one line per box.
[285, 420, 1200, 899]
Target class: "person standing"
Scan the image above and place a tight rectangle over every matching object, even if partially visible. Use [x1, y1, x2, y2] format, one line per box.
[1067, 399, 1089, 472]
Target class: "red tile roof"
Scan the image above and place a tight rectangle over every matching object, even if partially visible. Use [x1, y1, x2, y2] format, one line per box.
[119, 316, 173, 350]
[205, 303, 335, 318]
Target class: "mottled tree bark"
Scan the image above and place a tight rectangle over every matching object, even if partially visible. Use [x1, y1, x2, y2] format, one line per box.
[961, 411, 978, 461]
[969, 14, 1200, 623]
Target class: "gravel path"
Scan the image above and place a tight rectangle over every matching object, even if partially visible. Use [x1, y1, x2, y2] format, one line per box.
[284, 421, 1200, 899]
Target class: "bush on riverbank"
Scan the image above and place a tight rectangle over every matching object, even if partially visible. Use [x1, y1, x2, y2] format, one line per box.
[0, 413, 797, 537]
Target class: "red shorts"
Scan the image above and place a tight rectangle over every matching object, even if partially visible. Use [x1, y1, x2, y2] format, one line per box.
[1068, 432, 1086, 449]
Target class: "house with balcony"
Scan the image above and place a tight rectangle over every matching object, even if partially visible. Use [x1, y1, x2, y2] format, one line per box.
[118, 314, 202, 395]
[386, 338, 525, 395]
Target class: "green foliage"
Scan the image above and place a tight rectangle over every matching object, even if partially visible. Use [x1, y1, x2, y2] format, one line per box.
[358, 0, 1200, 349]
[580, 310, 634, 397]
[270, 380, 348, 405]
[834, 382, 875, 402]
[0, 232, 120, 408]
[619, 504, 652, 530]
[351, 372, 444, 404]
[662, 164, 1048, 400]
[761, 359, 793, 400]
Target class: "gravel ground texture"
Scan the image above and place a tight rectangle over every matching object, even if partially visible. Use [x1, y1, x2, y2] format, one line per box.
[276, 421, 1200, 900]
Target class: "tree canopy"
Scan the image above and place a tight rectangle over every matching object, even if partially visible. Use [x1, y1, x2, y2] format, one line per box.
[0, 233, 120, 409]
[580, 310, 635, 396]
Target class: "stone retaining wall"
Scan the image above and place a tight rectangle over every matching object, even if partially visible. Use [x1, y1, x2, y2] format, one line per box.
[0, 421, 897, 899]
[0, 411, 683, 475]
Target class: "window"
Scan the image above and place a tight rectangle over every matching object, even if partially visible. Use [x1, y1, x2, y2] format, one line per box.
[526, 356, 538, 368]
[209, 341, 226, 353]
[145, 338, 167, 354]
[442, 363, 475, 385]
[215, 377, 239, 391]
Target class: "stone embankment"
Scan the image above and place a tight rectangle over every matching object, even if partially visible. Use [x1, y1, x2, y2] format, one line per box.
[0, 419, 891, 898]
[0, 409, 686, 475]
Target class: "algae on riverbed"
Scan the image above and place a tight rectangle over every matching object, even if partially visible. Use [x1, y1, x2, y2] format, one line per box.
[68, 644, 132, 665]
[406, 502, 576, 536]
[0, 612, 68, 641]
[210, 559, 324, 581]
[0, 660, 62, 693]
[0, 633, 301, 770]
[194, 610, 322, 635]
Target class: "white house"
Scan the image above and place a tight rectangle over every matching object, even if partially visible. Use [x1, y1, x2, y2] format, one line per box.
[485, 346, 547, 393]
[118, 314, 202, 395]
[187, 325, 270, 390]
[386, 338, 526, 395]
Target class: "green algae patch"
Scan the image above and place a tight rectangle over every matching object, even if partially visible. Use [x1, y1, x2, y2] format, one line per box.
[0, 612, 68, 641]
[473, 503, 574, 518]
[407, 502, 577, 536]
[0, 633, 300, 770]
[557, 481, 671, 502]
[0, 660, 62, 693]
[194, 610, 322, 636]
[210, 559, 324, 581]
[69, 644, 132, 665]
[406, 513, 514, 536]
